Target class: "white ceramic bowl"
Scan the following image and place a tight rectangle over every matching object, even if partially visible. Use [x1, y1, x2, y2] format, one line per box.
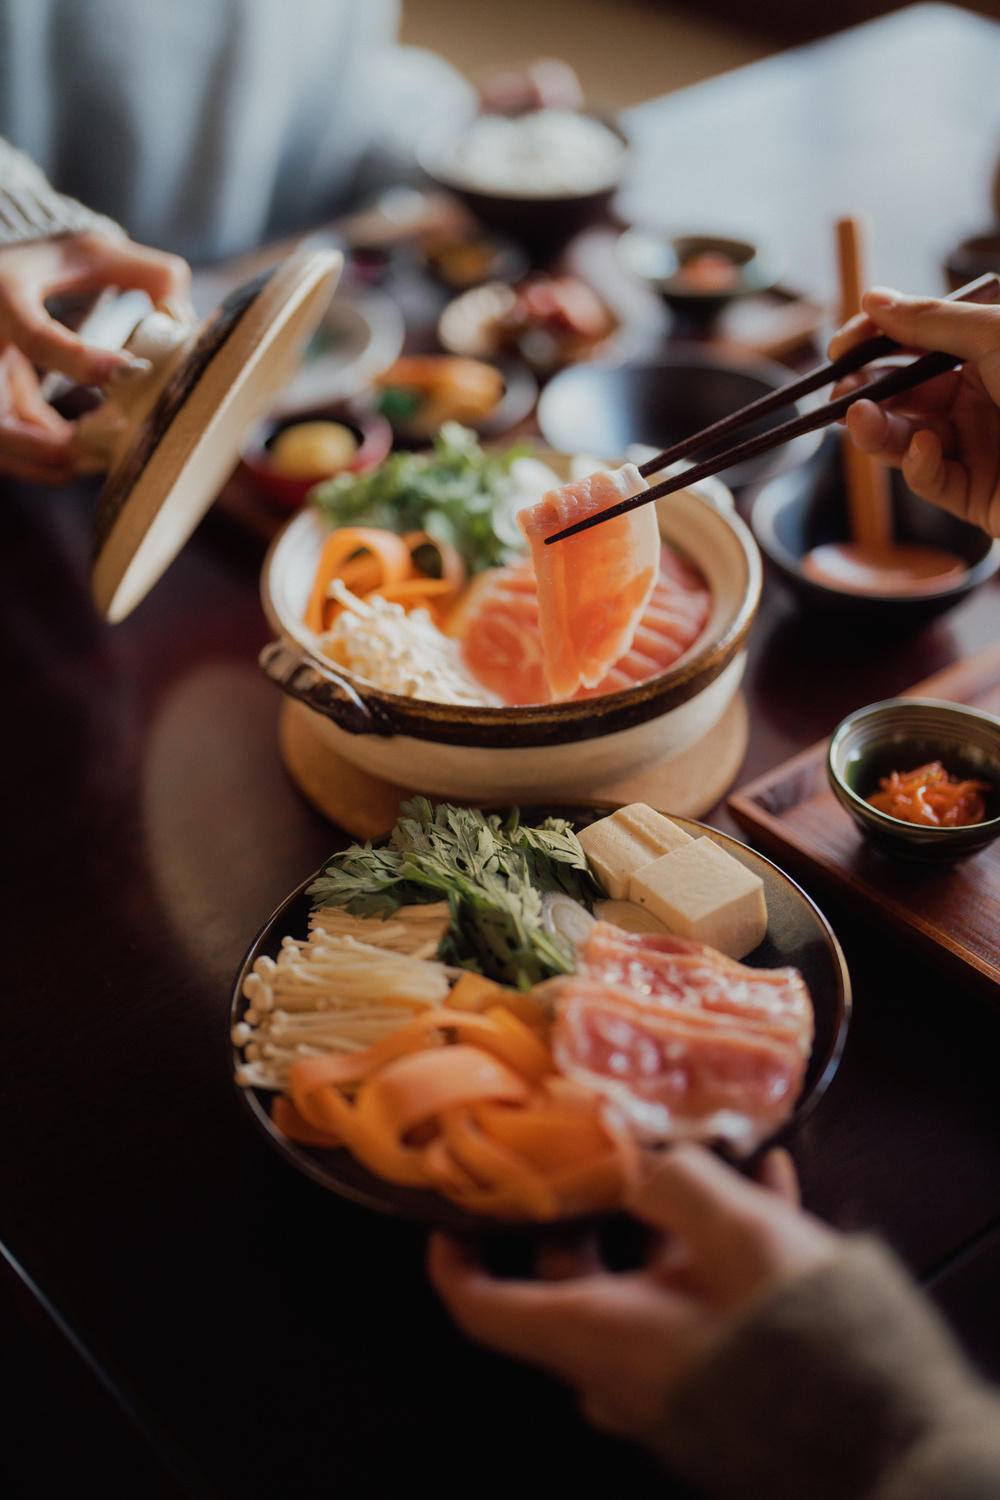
[259, 480, 761, 801]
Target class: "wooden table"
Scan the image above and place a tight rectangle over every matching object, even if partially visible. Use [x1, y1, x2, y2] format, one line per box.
[4, 6, 1000, 1496]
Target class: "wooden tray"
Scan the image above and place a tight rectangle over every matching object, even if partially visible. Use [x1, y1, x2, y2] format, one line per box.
[727, 643, 1000, 1003]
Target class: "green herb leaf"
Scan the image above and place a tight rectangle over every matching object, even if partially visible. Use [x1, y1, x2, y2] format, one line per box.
[306, 800, 596, 985]
[309, 423, 531, 575]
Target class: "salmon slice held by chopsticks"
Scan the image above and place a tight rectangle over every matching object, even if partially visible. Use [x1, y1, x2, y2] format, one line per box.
[517, 463, 659, 702]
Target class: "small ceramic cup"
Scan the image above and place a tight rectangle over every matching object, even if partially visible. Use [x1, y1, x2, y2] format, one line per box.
[827, 697, 1000, 863]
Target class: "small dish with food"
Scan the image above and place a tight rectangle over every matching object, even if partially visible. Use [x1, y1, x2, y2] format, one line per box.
[240, 401, 393, 508]
[617, 229, 781, 338]
[373, 353, 537, 440]
[438, 273, 617, 373]
[231, 799, 850, 1227]
[827, 697, 1000, 863]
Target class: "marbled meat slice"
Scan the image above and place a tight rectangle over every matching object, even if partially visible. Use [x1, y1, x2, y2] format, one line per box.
[517, 464, 659, 701]
[551, 976, 808, 1154]
[578, 922, 813, 1054]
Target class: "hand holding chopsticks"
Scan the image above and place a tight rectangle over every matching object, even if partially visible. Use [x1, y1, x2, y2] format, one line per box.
[543, 272, 1000, 546]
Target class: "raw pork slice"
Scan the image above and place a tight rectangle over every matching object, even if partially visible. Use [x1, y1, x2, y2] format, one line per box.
[552, 977, 808, 1153]
[548, 922, 814, 1153]
[517, 464, 659, 701]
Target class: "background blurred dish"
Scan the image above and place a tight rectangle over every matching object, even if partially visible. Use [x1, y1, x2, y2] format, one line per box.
[417, 229, 529, 290]
[618, 228, 782, 339]
[231, 806, 850, 1229]
[536, 349, 820, 488]
[752, 432, 1000, 630]
[270, 286, 406, 416]
[438, 273, 617, 372]
[418, 110, 629, 266]
[239, 400, 394, 510]
[827, 698, 1000, 863]
[377, 353, 538, 441]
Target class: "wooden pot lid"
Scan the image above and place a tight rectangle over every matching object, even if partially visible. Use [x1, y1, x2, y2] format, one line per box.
[91, 248, 343, 622]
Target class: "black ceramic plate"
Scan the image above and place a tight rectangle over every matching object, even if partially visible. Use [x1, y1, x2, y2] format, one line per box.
[231, 805, 850, 1230]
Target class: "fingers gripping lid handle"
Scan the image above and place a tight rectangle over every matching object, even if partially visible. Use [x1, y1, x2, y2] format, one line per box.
[91, 249, 343, 623]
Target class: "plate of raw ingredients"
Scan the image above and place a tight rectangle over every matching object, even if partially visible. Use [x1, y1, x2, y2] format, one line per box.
[231, 798, 850, 1230]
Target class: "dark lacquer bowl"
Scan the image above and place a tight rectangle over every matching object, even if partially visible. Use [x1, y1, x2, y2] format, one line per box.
[231, 805, 851, 1229]
[239, 400, 393, 509]
[418, 114, 629, 266]
[752, 432, 1000, 631]
[536, 348, 819, 489]
[827, 698, 1000, 864]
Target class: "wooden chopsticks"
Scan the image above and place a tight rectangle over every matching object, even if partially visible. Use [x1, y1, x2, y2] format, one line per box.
[543, 271, 1000, 546]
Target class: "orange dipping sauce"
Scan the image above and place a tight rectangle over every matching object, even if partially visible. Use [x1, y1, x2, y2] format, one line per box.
[866, 761, 991, 827]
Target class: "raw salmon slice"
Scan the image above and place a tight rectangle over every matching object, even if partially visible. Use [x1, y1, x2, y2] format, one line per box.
[458, 547, 710, 706]
[454, 557, 548, 706]
[551, 978, 807, 1153]
[517, 464, 659, 701]
[573, 568, 710, 699]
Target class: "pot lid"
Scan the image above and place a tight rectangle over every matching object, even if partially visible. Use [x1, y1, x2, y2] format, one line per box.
[90, 248, 342, 622]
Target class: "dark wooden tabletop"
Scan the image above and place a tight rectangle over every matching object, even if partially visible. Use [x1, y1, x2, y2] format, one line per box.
[3, 6, 1000, 1498]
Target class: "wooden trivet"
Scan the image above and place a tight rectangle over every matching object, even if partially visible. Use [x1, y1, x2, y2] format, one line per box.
[278, 691, 749, 840]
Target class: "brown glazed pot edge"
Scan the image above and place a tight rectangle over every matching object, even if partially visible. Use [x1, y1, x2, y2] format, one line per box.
[261, 519, 761, 748]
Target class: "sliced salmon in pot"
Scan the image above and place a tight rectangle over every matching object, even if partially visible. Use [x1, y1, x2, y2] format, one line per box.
[517, 464, 659, 701]
[458, 544, 710, 706]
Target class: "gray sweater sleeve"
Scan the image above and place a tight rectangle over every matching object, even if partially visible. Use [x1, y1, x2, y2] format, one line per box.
[0, 137, 124, 247]
[647, 1238, 1000, 1500]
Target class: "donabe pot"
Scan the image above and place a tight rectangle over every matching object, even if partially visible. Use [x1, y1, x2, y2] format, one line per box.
[259, 484, 761, 802]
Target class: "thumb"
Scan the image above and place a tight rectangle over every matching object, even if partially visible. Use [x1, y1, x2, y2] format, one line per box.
[860, 286, 1000, 370]
[626, 1142, 771, 1244]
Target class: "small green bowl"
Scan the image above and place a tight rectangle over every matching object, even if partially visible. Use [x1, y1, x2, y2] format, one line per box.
[827, 698, 1000, 864]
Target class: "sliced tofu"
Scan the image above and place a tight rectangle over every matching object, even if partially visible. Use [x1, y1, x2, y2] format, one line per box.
[577, 803, 692, 899]
[628, 837, 767, 960]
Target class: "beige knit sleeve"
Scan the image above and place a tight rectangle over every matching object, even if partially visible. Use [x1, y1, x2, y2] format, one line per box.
[0, 138, 125, 246]
[646, 1237, 1000, 1500]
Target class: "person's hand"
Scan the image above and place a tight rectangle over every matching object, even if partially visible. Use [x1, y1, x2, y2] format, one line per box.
[829, 286, 1000, 535]
[0, 231, 189, 482]
[427, 1143, 838, 1441]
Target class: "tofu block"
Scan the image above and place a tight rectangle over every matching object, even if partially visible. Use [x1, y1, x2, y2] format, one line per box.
[577, 803, 693, 899]
[627, 837, 767, 959]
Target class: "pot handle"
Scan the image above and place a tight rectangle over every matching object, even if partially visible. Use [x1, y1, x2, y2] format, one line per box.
[258, 640, 395, 737]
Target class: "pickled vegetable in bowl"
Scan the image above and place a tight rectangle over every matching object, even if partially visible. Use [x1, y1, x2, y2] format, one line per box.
[269, 421, 358, 478]
[866, 761, 990, 827]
